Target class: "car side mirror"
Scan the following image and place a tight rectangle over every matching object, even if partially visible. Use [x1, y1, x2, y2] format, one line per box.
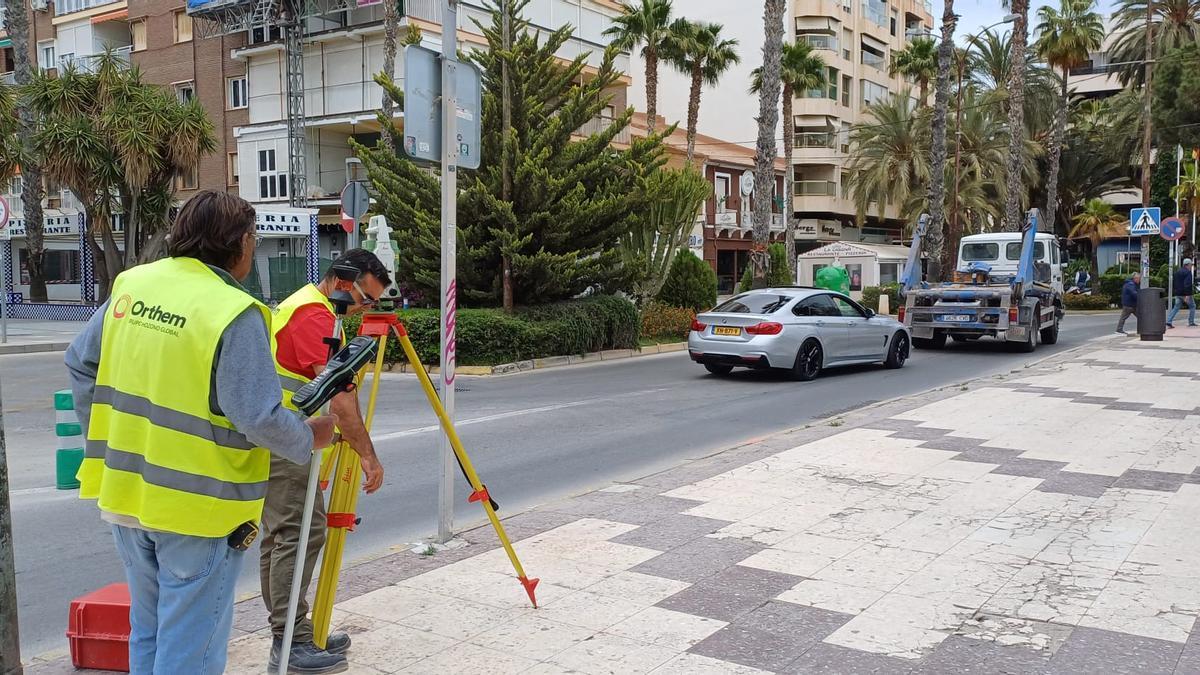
[865, 308, 876, 318]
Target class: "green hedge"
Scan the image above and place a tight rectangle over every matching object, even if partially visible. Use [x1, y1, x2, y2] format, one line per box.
[1098, 274, 1166, 305]
[861, 284, 902, 314]
[343, 295, 639, 366]
[1064, 294, 1113, 311]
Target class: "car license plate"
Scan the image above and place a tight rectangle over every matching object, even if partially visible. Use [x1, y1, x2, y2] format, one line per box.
[939, 314, 974, 323]
[713, 326, 742, 336]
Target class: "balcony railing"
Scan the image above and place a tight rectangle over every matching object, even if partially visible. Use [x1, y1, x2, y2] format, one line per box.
[59, 47, 133, 73]
[401, 0, 442, 23]
[862, 1, 887, 27]
[861, 51, 886, 71]
[54, 0, 120, 17]
[798, 34, 837, 52]
[794, 180, 837, 196]
[577, 115, 632, 144]
[795, 132, 835, 149]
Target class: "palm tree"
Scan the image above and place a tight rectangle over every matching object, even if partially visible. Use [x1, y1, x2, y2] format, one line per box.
[3, 0, 48, 302]
[665, 19, 739, 164]
[891, 37, 939, 105]
[605, 0, 675, 134]
[847, 92, 930, 225]
[1070, 198, 1123, 279]
[1055, 133, 1134, 234]
[751, 41, 825, 275]
[1112, 0, 1200, 86]
[1035, 0, 1104, 240]
[1003, 0, 1031, 232]
[752, 0, 784, 289]
[926, 3, 957, 283]
[1171, 163, 1200, 230]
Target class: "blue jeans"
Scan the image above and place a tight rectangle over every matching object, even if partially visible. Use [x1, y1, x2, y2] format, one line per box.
[1167, 295, 1196, 326]
[111, 524, 245, 675]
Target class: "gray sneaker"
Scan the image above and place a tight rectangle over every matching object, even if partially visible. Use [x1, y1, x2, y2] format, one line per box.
[268, 638, 349, 674]
[324, 632, 351, 655]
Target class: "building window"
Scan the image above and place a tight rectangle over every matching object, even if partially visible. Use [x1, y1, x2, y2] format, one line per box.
[861, 80, 888, 107]
[174, 81, 195, 103]
[227, 153, 239, 185]
[249, 25, 283, 44]
[19, 248, 79, 285]
[131, 20, 147, 52]
[258, 149, 288, 199]
[174, 10, 193, 43]
[826, 67, 839, 101]
[890, 16, 897, 37]
[37, 40, 55, 71]
[841, 74, 851, 107]
[227, 76, 247, 109]
[175, 164, 199, 191]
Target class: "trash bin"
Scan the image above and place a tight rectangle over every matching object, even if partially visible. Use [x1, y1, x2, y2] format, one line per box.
[1137, 287, 1166, 341]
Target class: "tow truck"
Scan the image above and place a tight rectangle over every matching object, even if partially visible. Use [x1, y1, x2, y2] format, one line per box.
[899, 208, 1065, 352]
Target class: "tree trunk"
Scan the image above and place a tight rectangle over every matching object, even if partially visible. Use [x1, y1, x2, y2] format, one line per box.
[8, 0, 47, 302]
[1043, 70, 1068, 237]
[0, 370, 19, 675]
[123, 194, 138, 269]
[645, 48, 658, 134]
[783, 83, 796, 278]
[85, 226, 110, 304]
[685, 62, 702, 165]
[752, 0, 785, 290]
[1003, 0, 1029, 232]
[380, 0, 400, 151]
[920, 80, 928, 107]
[926, 1, 956, 283]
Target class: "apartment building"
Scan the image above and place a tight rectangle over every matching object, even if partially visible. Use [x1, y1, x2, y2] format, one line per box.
[789, 0, 933, 251]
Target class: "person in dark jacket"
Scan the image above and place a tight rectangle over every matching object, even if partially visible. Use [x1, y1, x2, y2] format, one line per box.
[1167, 259, 1196, 328]
[1117, 272, 1141, 334]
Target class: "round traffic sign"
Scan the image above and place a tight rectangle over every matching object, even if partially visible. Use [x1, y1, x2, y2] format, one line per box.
[739, 169, 754, 196]
[1160, 216, 1187, 241]
[0, 196, 10, 230]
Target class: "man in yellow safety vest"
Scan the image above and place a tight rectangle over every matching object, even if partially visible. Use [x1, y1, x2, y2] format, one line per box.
[65, 190, 338, 674]
[262, 249, 387, 672]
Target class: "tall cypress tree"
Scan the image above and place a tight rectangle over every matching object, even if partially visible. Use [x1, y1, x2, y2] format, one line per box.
[357, 0, 668, 309]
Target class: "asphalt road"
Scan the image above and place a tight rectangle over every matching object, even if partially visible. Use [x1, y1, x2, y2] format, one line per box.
[3, 312, 1119, 658]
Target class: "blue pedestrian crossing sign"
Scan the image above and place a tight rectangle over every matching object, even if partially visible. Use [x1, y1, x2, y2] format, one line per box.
[1130, 207, 1162, 236]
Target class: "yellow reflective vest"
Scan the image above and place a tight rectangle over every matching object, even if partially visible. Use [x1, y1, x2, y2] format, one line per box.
[270, 284, 340, 464]
[78, 257, 273, 538]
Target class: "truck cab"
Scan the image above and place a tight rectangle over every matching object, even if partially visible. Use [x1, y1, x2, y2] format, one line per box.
[957, 232, 1065, 293]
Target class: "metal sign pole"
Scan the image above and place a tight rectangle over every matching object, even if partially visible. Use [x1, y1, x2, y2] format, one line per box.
[437, 0, 458, 544]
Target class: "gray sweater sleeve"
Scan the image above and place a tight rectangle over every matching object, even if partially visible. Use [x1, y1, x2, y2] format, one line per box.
[66, 301, 313, 464]
[65, 300, 108, 437]
[215, 307, 314, 464]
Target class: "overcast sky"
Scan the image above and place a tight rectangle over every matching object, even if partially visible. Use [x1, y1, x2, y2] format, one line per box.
[627, 0, 1119, 146]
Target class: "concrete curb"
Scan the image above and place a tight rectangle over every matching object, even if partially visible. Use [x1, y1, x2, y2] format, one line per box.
[384, 341, 688, 376]
[0, 341, 71, 356]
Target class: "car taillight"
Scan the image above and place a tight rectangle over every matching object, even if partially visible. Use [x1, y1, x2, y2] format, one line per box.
[1009, 307, 1019, 323]
[691, 319, 707, 332]
[897, 306, 906, 323]
[746, 321, 783, 335]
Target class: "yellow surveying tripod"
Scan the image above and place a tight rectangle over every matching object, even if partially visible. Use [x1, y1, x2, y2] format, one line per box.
[309, 312, 540, 649]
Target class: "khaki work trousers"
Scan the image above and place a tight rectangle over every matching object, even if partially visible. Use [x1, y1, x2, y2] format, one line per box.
[259, 453, 325, 643]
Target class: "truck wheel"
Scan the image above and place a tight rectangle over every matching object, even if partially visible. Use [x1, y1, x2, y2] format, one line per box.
[1040, 313, 1060, 345]
[1018, 312, 1039, 353]
[913, 331, 947, 350]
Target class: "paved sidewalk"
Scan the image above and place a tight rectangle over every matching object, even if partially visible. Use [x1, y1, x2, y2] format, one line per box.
[29, 331, 1200, 674]
[0, 319, 87, 355]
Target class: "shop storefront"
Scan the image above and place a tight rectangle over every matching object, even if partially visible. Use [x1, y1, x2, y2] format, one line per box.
[798, 241, 912, 301]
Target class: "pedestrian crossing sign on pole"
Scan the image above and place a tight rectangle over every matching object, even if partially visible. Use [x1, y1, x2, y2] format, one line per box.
[1130, 207, 1162, 236]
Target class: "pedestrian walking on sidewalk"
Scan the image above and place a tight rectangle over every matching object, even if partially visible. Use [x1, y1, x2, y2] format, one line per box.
[261, 249, 389, 673]
[1117, 272, 1141, 334]
[1167, 259, 1196, 329]
[64, 190, 338, 675]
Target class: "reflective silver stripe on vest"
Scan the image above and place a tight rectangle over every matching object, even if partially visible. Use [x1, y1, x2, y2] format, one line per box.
[279, 372, 308, 394]
[93, 385, 255, 451]
[92, 441, 267, 502]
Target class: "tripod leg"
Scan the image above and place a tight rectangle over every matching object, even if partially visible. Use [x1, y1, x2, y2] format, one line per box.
[393, 328, 539, 608]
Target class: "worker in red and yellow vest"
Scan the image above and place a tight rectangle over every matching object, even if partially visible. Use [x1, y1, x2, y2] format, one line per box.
[65, 190, 338, 674]
[261, 248, 387, 673]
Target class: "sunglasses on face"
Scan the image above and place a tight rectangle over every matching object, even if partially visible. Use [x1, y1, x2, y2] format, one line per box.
[353, 280, 378, 307]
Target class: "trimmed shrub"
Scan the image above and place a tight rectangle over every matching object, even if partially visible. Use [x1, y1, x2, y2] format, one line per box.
[640, 302, 695, 340]
[343, 294, 640, 366]
[737, 243, 793, 292]
[1098, 273, 1166, 306]
[1064, 294, 1113, 311]
[657, 250, 718, 312]
[861, 284, 902, 314]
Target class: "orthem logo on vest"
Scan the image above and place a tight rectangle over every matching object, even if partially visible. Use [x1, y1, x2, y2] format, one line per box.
[113, 295, 189, 332]
[112, 294, 132, 319]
